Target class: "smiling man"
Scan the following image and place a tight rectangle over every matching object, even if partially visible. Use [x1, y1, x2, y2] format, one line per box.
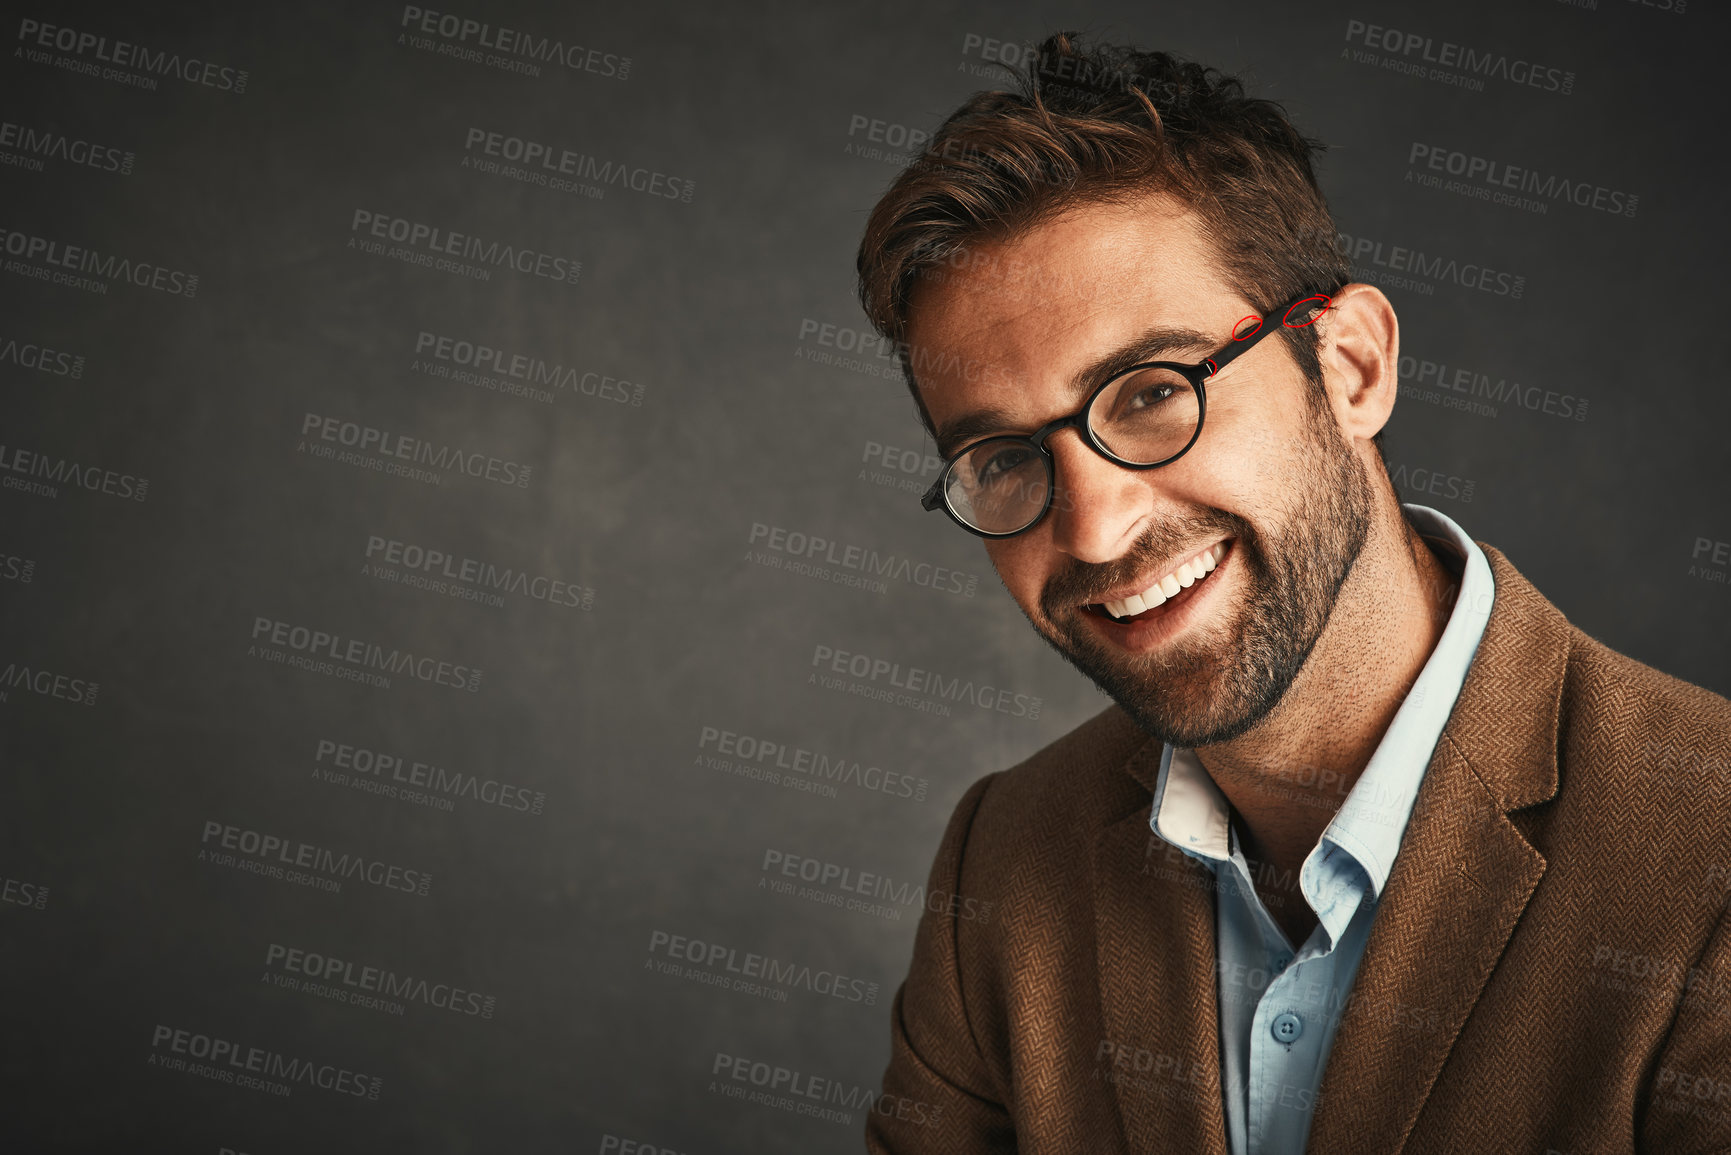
[854, 33, 1731, 1155]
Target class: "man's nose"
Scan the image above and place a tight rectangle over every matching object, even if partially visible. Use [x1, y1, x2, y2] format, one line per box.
[1043, 428, 1155, 564]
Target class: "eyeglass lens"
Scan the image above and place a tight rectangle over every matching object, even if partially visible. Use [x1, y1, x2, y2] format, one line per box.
[942, 366, 1200, 534]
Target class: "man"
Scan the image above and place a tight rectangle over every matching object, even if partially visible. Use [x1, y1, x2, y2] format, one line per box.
[853, 33, 1731, 1155]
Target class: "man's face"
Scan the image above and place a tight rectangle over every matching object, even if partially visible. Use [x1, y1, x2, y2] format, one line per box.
[905, 195, 1377, 748]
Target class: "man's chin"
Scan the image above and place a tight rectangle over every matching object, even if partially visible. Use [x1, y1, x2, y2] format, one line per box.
[1043, 617, 1278, 748]
[1116, 688, 1274, 749]
[1094, 664, 1272, 748]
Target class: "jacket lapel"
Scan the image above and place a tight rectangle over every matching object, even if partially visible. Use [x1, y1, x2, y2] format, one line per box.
[1095, 739, 1232, 1155]
[1302, 543, 1568, 1153]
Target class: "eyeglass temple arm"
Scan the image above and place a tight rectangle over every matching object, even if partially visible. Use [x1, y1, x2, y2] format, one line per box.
[920, 477, 944, 511]
[1201, 293, 1332, 380]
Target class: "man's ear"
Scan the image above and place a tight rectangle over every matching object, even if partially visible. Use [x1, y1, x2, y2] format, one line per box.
[1315, 283, 1399, 444]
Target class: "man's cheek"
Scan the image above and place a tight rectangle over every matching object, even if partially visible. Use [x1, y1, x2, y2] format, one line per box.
[982, 542, 1043, 611]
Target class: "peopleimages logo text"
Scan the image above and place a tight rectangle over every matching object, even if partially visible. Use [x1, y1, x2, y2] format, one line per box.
[300, 413, 532, 487]
[265, 942, 496, 1017]
[314, 736, 547, 815]
[250, 616, 483, 692]
[349, 210, 579, 284]
[1408, 143, 1636, 217]
[1343, 19, 1574, 94]
[365, 536, 589, 610]
[201, 820, 432, 896]
[463, 129, 692, 201]
[0, 335, 84, 377]
[149, 1024, 380, 1099]
[414, 330, 642, 404]
[0, 443, 147, 499]
[0, 119, 133, 173]
[0, 661, 98, 705]
[749, 523, 978, 597]
[697, 725, 929, 801]
[1333, 231, 1524, 298]
[0, 227, 197, 295]
[761, 849, 996, 921]
[398, 6, 629, 78]
[16, 18, 250, 92]
[809, 644, 1041, 719]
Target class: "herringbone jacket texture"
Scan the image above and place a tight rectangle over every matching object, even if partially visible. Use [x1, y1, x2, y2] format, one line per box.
[864, 542, 1731, 1154]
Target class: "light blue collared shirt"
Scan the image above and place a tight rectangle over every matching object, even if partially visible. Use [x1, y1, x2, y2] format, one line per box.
[1148, 504, 1494, 1155]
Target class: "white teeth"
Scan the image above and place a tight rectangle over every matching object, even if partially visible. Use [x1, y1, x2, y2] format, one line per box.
[1099, 542, 1229, 620]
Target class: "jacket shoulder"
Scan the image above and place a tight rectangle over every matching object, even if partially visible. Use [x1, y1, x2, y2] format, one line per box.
[1562, 626, 1731, 774]
[957, 704, 1157, 875]
[1529, 625, 1731, 870]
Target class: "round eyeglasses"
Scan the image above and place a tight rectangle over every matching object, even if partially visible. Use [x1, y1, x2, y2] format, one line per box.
[920, 292, 1333, 538]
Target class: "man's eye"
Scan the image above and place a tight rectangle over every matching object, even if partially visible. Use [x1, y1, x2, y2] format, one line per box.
[979, 447, 1032, 479]
[1127, 384, 1177, 409]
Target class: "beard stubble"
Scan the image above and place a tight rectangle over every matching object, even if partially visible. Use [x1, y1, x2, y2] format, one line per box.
[1030, 397, 1375, 748]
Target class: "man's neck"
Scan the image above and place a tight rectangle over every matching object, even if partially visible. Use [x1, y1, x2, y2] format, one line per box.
[1194, 506, 1461, 908]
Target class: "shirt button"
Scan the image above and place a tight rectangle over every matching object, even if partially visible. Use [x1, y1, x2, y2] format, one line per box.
[1271, 1012, 1304, 1044]
[1276, 956, 1290, 973]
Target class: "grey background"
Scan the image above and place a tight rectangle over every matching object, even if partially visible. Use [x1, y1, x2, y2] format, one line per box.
[1, 0, 1725, 1151]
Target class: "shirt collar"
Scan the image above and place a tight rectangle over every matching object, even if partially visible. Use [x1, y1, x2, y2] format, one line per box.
[1149, 503, 1496, 898]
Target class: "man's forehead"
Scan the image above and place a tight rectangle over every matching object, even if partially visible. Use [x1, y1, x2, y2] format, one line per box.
[911, 198, 1208, 324]
[904, 198, 1223, 424]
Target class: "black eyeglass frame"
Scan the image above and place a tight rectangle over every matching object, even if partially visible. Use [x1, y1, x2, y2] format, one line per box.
[919, 291, 1335, 539]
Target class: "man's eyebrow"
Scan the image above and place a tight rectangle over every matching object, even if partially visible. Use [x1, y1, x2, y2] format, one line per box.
[932, 324, 1218, 458]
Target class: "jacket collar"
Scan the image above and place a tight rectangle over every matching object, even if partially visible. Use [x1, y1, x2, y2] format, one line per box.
[1096, 541, 1568, 1152]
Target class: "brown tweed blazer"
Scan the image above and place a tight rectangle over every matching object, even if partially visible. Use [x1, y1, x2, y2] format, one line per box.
[865, 543, 1731, 1154]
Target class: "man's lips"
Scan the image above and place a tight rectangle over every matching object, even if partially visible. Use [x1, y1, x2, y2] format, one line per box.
[1081, 539, 1233, 622]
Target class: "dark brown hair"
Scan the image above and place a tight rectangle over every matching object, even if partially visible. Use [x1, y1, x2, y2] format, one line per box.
[856, 32, 1355, 444]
